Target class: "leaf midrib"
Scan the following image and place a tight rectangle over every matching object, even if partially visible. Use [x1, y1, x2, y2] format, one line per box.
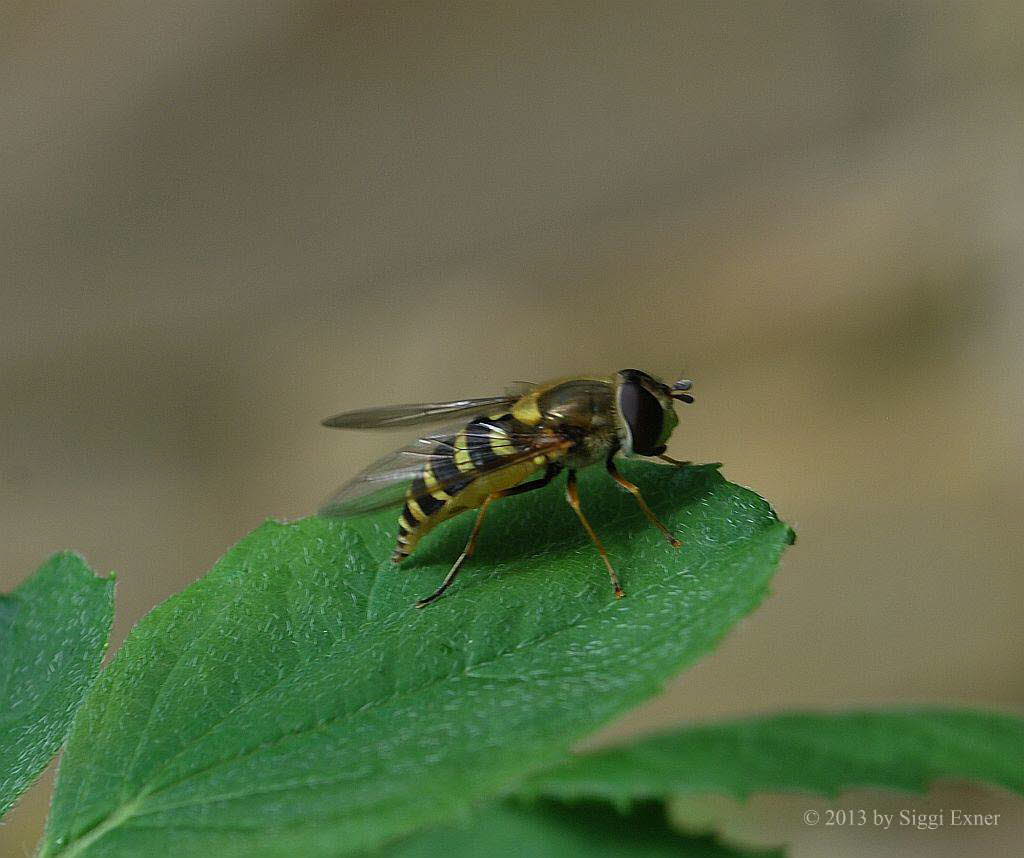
[102, 585, 741, 821]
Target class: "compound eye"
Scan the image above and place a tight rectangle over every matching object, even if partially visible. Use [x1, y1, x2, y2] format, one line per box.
[618, 381, 664, 455]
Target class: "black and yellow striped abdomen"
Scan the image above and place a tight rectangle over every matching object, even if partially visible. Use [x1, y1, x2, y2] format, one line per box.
[391, 411, 547, 562]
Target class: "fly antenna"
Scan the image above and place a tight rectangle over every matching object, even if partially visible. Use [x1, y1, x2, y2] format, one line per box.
[671, 378, 694, 403]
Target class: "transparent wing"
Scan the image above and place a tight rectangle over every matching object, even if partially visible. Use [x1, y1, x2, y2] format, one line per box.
[320, 431, 455, 516]
[505, 380, 536, 397]
[319, 420, 571, 518]
[321, 395, 517, 429]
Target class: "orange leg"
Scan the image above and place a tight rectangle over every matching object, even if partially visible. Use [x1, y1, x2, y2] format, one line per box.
[415, 465, 560, 607]
[415, 495, 495, 608]
[607, 458, 682, 549]
[658, 453, 690, 468]
[565, 469, 624, 599]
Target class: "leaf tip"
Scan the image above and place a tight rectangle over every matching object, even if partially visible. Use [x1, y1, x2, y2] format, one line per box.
[48, 549, 89, 570]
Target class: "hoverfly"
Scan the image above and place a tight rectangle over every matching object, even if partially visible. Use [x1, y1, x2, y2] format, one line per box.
[320, 370, 694, 607]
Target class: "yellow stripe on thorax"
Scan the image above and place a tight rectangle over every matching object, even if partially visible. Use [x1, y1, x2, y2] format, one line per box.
[511, 393, 543, 426]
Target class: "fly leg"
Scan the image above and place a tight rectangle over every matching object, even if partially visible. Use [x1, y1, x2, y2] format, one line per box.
[565, 469, 624, 599]
[415, 464, 561, 607]
[658, 453, 690, 467]
[606, 456, 682, 549]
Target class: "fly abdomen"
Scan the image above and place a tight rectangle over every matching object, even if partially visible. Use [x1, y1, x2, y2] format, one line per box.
[392, 502, 420, 562]
[464, 414, 517, 469]
[391, 438, 461, 562]
[392, 412, 528, 562]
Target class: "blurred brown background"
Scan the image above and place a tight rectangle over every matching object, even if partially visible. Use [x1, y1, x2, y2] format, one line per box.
[2, 2, 1022, 855]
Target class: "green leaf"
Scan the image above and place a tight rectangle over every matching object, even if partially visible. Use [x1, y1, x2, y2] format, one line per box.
[1, 553, 115, 819]
[519, 709, 1024, 805]
[371, 800, 782, 858]
[39, 462, 793, 858]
